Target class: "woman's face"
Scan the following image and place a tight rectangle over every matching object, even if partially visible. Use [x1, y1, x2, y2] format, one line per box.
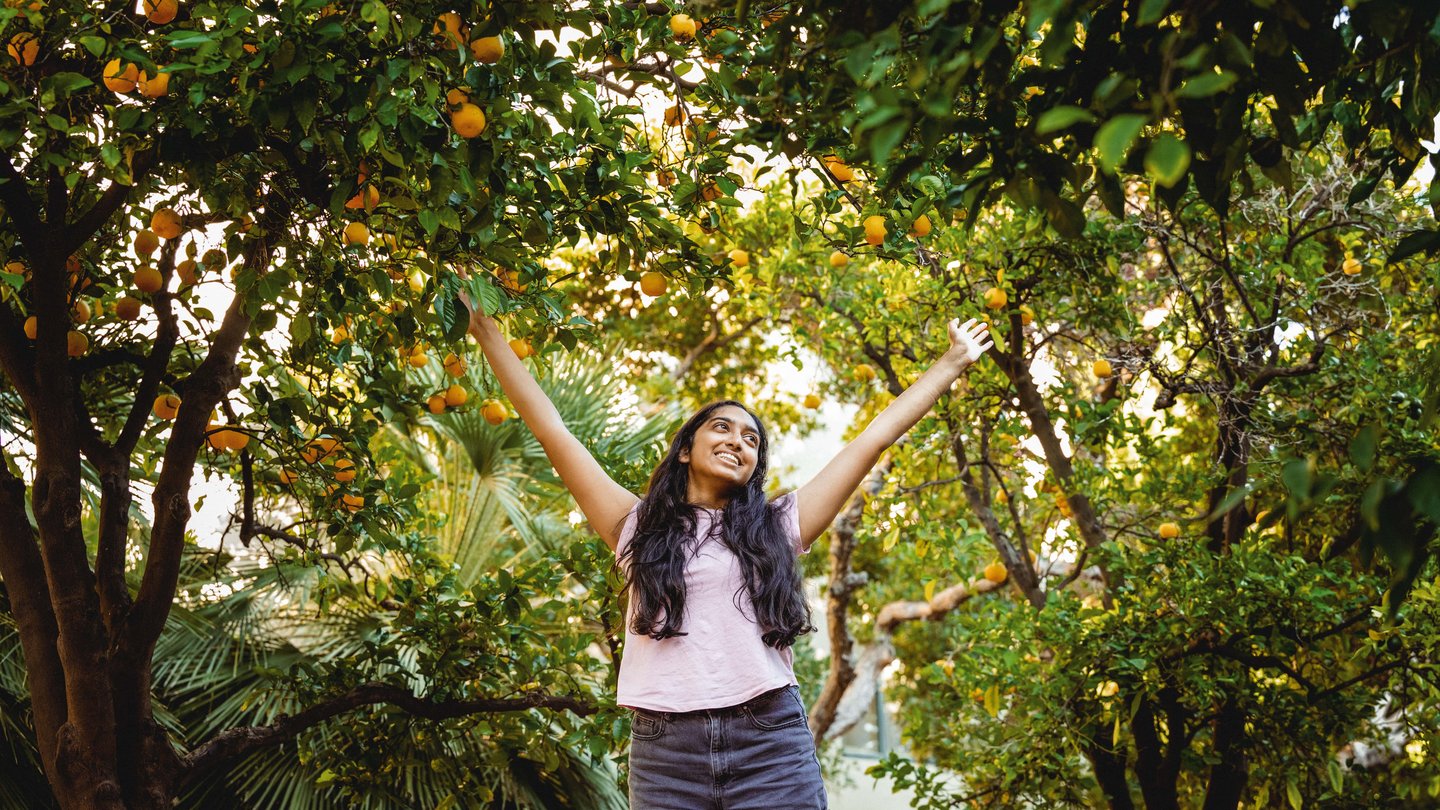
[679, 404, 762, 492]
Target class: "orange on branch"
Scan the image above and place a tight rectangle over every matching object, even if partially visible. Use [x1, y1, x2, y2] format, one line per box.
[152, 393, 180, 420]
[346, 184, 380, 211]
[670, 14, 697, 40]
[114, 296, 142, 321]
[144, 0, 178, 24]
[803, 393, 821, 409]
[1158, 522, 1181, 539]
[829, 250, 850, 268]
[639, 271, 667, 297]
[469, 35, 504, 63]
[134, 266, 164, 294]
[332, 458, 357, 482]
[983, 287, 1008, 310]
[134, 229, 159, 257]
[150, 208, 184, 239]
[137, 68, 170, 98]
[65, 331, 87, 356]
[176, 259, 198, 285]
[71, 300, 91, 324]
[103, 59, 139, 93]
[342, 221, 369, 246]
[481, 399, 508, 425]
[1092, 359, 1113, 378]
[983, 561, 1008, 584]
[433, 12, 465, 49]
[451, 103, 487, 138]
[442, 352, 467, 376]
[508, 338, 533, 359]
[7, 32, 38, 66]
[1342, 257, 1363, 275]
[909, 214, 932, 238]
[340, 493, 364, 512]
[277, 468, 299, 485]
[426, 393, 448, 414]
[23, 315, 36, 339]
[444, 384, 468, 407]
[863, 215, 886, 246]
[727, 248, 749, 268]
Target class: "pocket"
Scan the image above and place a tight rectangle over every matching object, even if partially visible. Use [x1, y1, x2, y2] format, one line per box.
[630, 709, 665, 741]
[743, 687, 808, 732]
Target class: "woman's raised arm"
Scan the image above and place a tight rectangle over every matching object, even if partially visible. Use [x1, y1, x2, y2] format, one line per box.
[461, 297, 638, 551]
[793, 318, 992, 548]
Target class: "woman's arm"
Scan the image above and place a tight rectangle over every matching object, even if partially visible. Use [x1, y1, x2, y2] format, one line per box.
[793, 318, 992, 548]
[459, 294, 638, 551]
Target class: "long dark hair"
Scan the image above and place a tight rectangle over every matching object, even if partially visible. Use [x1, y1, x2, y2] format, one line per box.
[616, 400, 814, 648]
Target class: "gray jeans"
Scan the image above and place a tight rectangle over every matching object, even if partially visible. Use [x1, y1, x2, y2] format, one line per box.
[628, 685, 828, 809]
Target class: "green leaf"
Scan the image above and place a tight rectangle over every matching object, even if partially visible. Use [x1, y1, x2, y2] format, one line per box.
[1286, 778, 1302, 810]
[1035, 105, 1096, 135]
[869, 116, 910, 168]
[1094, 114, 1145, 173]
[1144, 133, 1191, 187]
[1348, 424, 1378, 472]
[1137, 0, 1169, 25]
[1176, 69, 1238, 99]
[167, 31, 216, 49]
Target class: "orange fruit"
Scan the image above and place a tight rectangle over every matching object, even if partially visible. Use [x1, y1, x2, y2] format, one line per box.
[66, 330, 87, 357]
[700, 181, 723, 202]
[1019, 304, 1034, 326]
[115, 297, 142, 320]
[670, 14, 696, 40]
[103, 59, 139, 93]
[639, 271, 667, 297]
[444, 384, 468, 407]
[7, 32, 38, 66]
[134, 229, 160, 257]
[152, 393, 181, 419]
[828, 250, 849, 268]
[909, 214, 932, 238]
[143, 0, 178, 24]
[134, 266, 164, 294]
[137, 68, 169, 98]
[803, 393, 821, 409]
[451, 103, 487, 138]
[301, 437, 341, 464]
[496, 267, 527, 294]
[342, 221, 368, 246]
[983, 287, 1007, 310]
[983, 561, 1008, 584]
[663, 105, 686, 127]
[278, 468, 299, 485]
[469, 35, 503, 63]
[508, 337, 533, 359]
[1158, 522, 1180, 539]
[862, 215, 886, 246]
[1092, 359, 1113, 378]
[345, 184, 380, 211]
[852, 363, 875, 382]
[823, 157, 853, 183]
[331, 325, 349, 343]
[481, 399, 508, 425]
[426, 393, 447, 414]
[433, 12, 465, 49]
[407, 349, 429, 368]
[442, 352, 467, 376]
[23, 315, 37, 339]
[727, 248, 749, 268]
[201, 248, 226, 271]
[150, 208, 184, 239]
[332, 458, 357, 482]
[445, 87, 469, 107]
[340, 492, 364, 512]
[1342, 257, 1362, 275]
[71, 299, 91, 324]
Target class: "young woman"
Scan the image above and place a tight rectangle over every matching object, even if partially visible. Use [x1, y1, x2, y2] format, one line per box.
[461, 301, 991, 809]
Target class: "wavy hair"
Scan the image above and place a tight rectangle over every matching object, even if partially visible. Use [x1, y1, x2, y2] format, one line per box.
[616, 400, 814, 648]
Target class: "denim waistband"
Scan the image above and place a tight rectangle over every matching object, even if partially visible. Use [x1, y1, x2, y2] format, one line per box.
[642, 685, 793, 720]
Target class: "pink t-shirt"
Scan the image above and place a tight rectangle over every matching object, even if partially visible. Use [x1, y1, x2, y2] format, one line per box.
[615, 492, 805, 712]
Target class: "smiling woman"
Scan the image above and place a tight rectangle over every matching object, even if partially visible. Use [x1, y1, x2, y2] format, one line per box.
[459, 293, 991, 809]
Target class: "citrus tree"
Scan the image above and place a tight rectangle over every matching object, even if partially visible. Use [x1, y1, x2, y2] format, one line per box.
[0, 0, 758, 806]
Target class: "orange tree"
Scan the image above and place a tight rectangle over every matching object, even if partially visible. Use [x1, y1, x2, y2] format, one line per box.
[0, 1, 758, 807]
[570, 140, 1440, 805]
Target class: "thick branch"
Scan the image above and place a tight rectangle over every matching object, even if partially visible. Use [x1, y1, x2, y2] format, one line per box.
[182, 685, 596, 780]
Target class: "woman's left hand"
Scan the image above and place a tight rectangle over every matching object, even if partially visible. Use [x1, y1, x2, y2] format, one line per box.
[946, 318, 994, 370]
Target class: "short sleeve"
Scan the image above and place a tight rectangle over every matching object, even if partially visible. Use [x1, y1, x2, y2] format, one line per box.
[771, 492, 805, 555]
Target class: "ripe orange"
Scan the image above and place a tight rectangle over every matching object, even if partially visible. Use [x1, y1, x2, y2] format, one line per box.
[508, 337, 533, 359]
[134, 229, 160, 257]
[445, 87, 469, 107]
[332, 458, 357, 482]
[1093, 359, 1113, 378]
[862, 215, 886, 246]
[115, 297, 142, 320]
[909, 214, 932, 238]
[670, 14, 697, 40]
[150, 208, 184, 239]
[137, 69, 169, 98]
[342, 221, 368, 246]
[433, 12, 465, 49]
[983, 561, 1008, 584]
[71, 299, 91, 324]
[1158, 522, 1180, 539]
[451, 103, 487, 138]
[469, 35, 504, 63]
[828, 250, 849, 268]
[134, 266, 163, 294]
[144, 0, 178, 24]
[444, 384, 468, 407]
[66, 330, 87, 357]
[278, 468, 299, 485]
[803, 393, 821, 409]
[639, 271, 667, 297]
[426, 393, 447, 414]
[663, 105, 685, 127]
[345, 184, 380, 211]
[823, 157, 853, 183]
[700, 181, 723, 202]
[852, 363, 876, 382]
[103, 59, 139, 93]
[302, 437, 341, 464]
[442, 352, 467, 376]
[340, 493, 364, 512]
[1342, 257, 1362, 275]
[331, 325, 349, 343]
[1019, 304, 1034, 326]
[6, 32, 38, 66]
[496, 267, 527, 294]
[481, 399, 508, 425]
[727, 248, 749, 268]
[407, 348, 429, 368]
[983, 287, 1008, 310]
[152, 393, 181, 420]
[23, 315, 36, 339]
